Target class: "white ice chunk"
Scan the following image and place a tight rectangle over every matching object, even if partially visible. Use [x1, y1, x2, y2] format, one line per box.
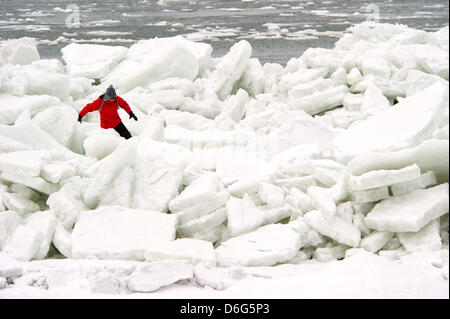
[286, 187, 314, 213]
[279, 68, 328, 94]
[258, 182, 285, 207]
[0, 38, 40, 65]
[0, 277, 6, 290]
[414, 44, 449, 80]
[131, 140, 187, 212]
[227, 177, 262, 199]
[220, 88, 249, 123]
[0, 121, 77, 160]
[361, 82, 391, 115]
[61, 43, 128, 78]
[0, 171, 58, 195]
[207, 40, 252, 100]
[347, 139, 449, 184]
[314, 167, 344, 187]
[406, 69, 449, 97]
[343, 93, 363, 111]
[31, 105, 78, 148]
[117, 39, 200, 93]
[0, 94, 60, 125]
[347, 67, 363, 86]
[144, 238, 216, 266]
[304, 210, 361, 247]
[147, 77, 195, 97]
[333, 82, 449, 164]
[0, 211, 23, 250]
[126, 261, 193, 293]
[288, 78, 334, 99]
[360, 57, 391, 79]
[24, 210, 57, 260]
[349, 164, 421, 191]
[169, 173, 220, 213]
[336, 202, 354, 224]
[83, 139, 137, 209]
[307, 186, 337, 220]
[365, 183, 449, 232]
[10, 184, 40, 202]
[313, 245, 347, 262]
[226, 195, 264, 237]
[160, 109, 212, 131]
[0, 151, 43, 177]
[72, 206, 177, 260]
[177, 207, 227, 237]
[274, 176, 316, 191]
[434, 27, 449, 53]
[178, 96, 222, 119]
[216, 152, 275, 185]
[288, 85, 348, 115]
[193, 262, 243, 290]
[215, 223, 301, 267]
[83, 133, 121, 160]
[0, 135, 31, 153]
[390, 171, 437, 196]
[331, 66, 348, 85]
[147, 90, 184, 110]
[238, 58, 265, 96]
[260, 204, 291, 225]
[353, 213, 371, 236]
[46, 177, 86, 230]
[398, 219, 442, 251]
[173, 193, 228, 225]
[41, 162, 76, 184]
[24, 67, 70, 99]
[52, 221, 72, 258]
[351, 186, 390, 203]
[360, 231, 394, 253]
[2, 224, 43, 262]
[97, 165, 134, 208]
[1, 193, 40, 217]
[188, 224, 224, 244]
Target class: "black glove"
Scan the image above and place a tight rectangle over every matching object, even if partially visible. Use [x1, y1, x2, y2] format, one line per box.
[129, 111, 138, 121]
[78, 114, 83, 123]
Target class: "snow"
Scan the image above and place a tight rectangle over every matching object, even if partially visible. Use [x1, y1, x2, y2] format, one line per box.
[0, 20, 449, 298]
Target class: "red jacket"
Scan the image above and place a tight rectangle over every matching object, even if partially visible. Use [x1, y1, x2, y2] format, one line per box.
[80, 95, 132, 129]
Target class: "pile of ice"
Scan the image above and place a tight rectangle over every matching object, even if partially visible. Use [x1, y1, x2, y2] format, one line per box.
[0, 22, 449, 293]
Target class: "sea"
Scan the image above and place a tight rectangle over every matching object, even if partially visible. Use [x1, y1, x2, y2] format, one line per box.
[0, 0, 448, 65]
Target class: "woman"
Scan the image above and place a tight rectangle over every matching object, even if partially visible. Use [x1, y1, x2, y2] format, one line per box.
[78, 85, 138, 139]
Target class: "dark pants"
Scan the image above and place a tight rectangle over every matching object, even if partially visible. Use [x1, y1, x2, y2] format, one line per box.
[114, 122, 132, 139]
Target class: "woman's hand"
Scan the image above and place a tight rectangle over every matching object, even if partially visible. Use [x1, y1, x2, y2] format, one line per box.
[129, 112, 138, 121]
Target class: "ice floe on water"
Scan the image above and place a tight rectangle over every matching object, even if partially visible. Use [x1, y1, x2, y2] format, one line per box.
[0, 21, 448, 298]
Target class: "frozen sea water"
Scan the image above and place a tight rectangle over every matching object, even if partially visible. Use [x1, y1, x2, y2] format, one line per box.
[0, 0, 448, 65]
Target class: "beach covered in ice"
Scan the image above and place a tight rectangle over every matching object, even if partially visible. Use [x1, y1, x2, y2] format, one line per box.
[0, 21, 449, 298]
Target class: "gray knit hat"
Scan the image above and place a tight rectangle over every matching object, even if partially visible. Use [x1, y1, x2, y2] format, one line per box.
[104, 85, 117, 101]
